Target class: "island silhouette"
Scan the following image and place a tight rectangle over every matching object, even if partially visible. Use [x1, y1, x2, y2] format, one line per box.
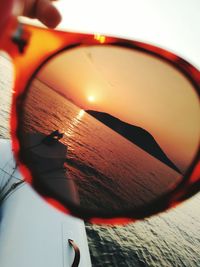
[86, 110, 181, 174]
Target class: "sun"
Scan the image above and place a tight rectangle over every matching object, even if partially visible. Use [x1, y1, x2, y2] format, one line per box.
[87, 95, 95, 103]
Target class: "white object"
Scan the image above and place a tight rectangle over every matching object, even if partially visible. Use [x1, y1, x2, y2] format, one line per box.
[0, 138, 91, 267]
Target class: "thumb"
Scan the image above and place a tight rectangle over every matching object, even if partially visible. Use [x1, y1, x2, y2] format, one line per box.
[23, 0, 62, 28]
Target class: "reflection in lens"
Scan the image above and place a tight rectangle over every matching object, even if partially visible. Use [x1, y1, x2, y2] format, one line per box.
[19, 46, 200, 213]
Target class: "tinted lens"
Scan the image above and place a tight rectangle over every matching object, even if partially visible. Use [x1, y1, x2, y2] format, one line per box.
[19, 45, 200, 213]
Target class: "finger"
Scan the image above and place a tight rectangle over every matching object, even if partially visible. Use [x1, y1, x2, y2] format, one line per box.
[37, 0, 62, 28]
[24, 0, 62, 28]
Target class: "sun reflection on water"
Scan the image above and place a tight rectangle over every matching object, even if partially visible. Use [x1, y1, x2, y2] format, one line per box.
[64, 109, 85, 138]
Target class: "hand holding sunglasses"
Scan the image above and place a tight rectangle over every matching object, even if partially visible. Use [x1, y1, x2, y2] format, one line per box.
[0, 0, 199, 224]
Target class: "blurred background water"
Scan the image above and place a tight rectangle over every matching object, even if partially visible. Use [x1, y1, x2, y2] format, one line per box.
[0, 54, 200, 267]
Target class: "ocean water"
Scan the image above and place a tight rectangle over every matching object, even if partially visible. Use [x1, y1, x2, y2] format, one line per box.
[0, 54, 200, 266]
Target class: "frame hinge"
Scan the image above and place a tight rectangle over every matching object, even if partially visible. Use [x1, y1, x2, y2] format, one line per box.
[12, 23, 30, 54]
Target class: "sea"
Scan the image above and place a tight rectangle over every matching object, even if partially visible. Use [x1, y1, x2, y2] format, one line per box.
[21, 77, 181, 212]
[0, 53, 200, 267]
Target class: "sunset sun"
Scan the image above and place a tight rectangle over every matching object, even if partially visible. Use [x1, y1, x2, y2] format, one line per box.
[88, 95, 95, 103]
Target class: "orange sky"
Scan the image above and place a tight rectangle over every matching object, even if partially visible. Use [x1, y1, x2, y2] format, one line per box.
[37, 45, 200, 171]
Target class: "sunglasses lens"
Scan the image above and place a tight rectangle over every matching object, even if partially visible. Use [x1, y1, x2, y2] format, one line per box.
[18, 46, 200, 213]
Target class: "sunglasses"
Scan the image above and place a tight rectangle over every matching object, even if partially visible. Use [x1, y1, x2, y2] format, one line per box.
[1, 15, 199, 224]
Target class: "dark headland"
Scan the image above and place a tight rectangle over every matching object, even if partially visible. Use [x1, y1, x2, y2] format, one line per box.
[86, 110, 181, 174]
